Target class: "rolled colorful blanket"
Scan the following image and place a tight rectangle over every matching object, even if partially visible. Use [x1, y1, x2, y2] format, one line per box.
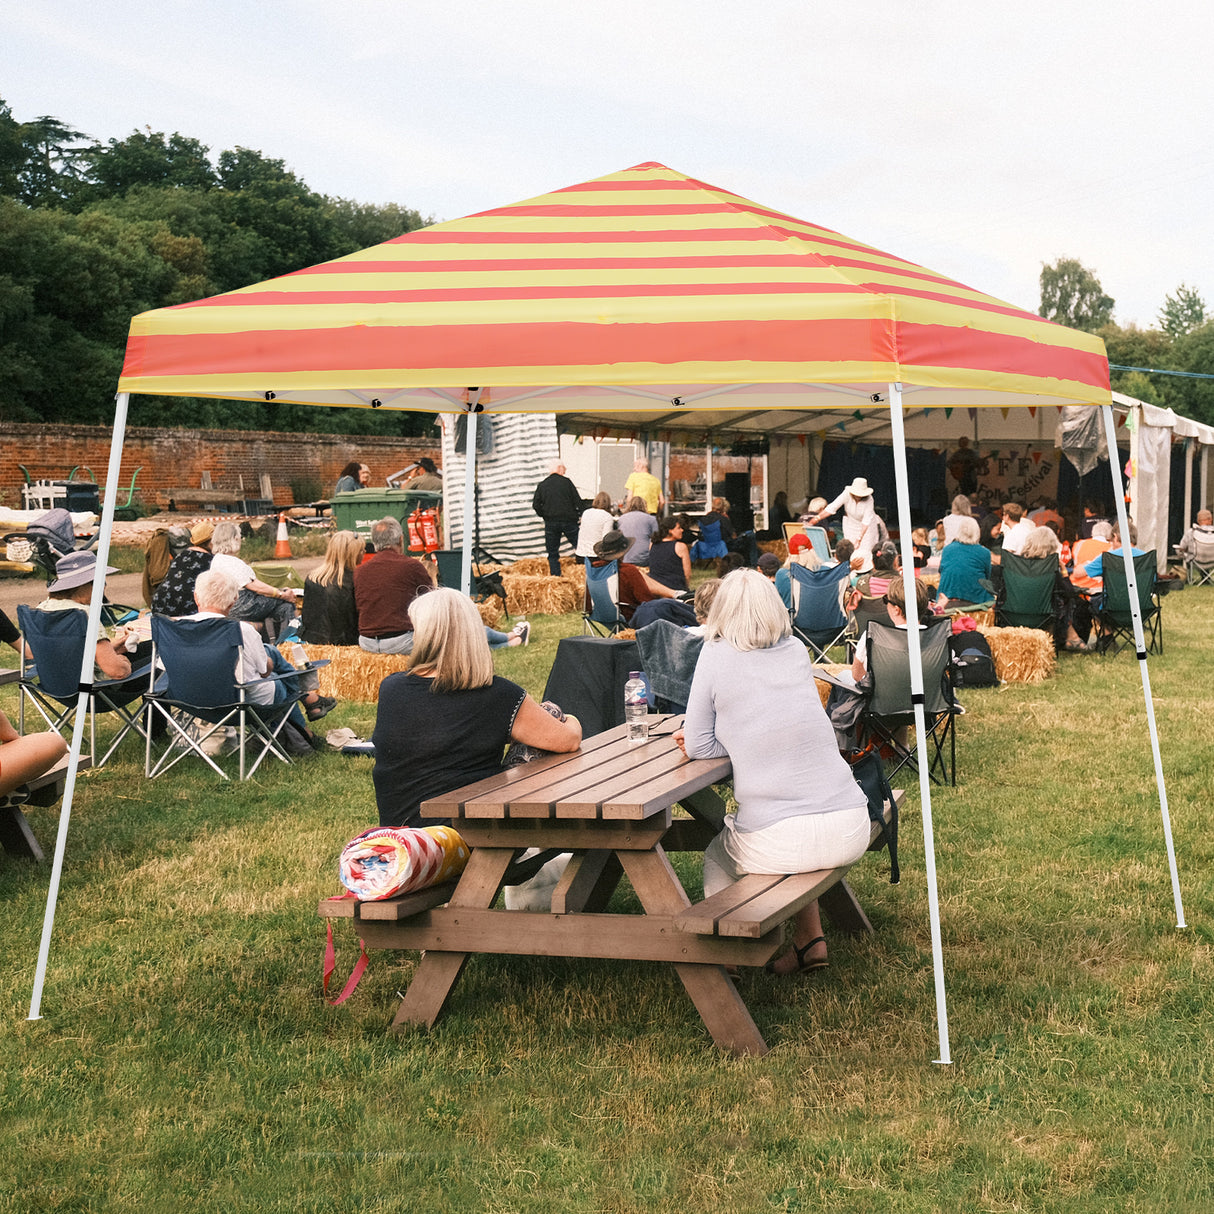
[338, 824, 469, 900]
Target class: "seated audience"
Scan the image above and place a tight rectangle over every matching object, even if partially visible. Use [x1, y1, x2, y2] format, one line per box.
[334, 461, 369, 495]
[910, 528, 931, 569]
[142, 525, 192, 606]
[936, 516, 992, 608]
[1070, 520, 1113, 592]
[301, 530, 363, 646]
[716, 551, 747, 578]
[0, 608, 30, 659]
[151, 522, 214, 617]
[941, 495, 973, 546]
[589, 531, 681, 622]
[188, 569, 334, 734]
[575, 492, 617, 558]
[647, 515, 692, 592]
[210, 521, 297, 642]
[1177, 509, 1214, 571]
[37, 551, 150, 702]
[1016, 525, 1090, 651]
[852, 575, 934, 682]
[675, 570, 870, 976]
[372, 588, 582, 829]
[1000, 502, 1034, 555]
[858, 543, 899, 598]
[617, 497, 658, 565]
[1083, 520, 1146, 600]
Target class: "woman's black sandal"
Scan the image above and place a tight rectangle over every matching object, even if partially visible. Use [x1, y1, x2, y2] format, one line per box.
[766, 935, 829, 976]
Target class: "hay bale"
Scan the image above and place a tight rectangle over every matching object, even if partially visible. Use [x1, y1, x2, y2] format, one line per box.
[506, 556, 552, 578]
[500, 573, 582, 615]
[476, 597, 505, 628]
[977, 625, 1055, 684]
[758, 540, 788, 563]
[300, 644, 411, 702]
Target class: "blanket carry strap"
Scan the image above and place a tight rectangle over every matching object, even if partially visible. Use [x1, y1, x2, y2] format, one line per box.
[322, 894, 370, 1006]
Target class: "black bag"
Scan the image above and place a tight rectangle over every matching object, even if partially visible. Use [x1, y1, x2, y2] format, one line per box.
[843, 744, 899, 884]
[949, 631, 998, 687]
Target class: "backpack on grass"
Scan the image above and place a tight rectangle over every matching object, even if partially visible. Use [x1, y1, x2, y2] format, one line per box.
[949, 631, 997, 687]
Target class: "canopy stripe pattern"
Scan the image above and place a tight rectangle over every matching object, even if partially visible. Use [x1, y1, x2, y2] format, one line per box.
[119, 162, 1109, 411]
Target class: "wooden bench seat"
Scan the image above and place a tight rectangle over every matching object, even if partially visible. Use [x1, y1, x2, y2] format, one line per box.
[0, 753, 93, 861]
[674, 792, 902, 940]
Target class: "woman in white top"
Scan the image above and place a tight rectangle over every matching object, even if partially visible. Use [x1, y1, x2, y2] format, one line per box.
[941, 495, 972, 546]
[575, 492, 616, 558]
[209, 520, 297, 641]
[808, 477, 880, 571]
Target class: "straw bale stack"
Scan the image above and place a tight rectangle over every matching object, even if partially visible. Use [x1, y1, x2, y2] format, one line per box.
[500, 573, 582, 615]
[300, 645, 411, 702]
[476, 597, 505, 628]
[977, 625, 1055, 684]
[505, 556, 551, 578]
[758, 540, 788, 563]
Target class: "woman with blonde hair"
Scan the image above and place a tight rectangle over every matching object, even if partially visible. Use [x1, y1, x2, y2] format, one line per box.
[372, 589, 581, 829]
[301, 530, 364, 646]
[674, 570, 870, 976]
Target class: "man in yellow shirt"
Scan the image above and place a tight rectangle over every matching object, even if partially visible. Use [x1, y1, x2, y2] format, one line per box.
[621, 458, 663, 515]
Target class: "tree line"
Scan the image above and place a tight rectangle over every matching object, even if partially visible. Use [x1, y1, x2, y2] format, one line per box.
[3, 99, 1211, 433]
[1039, 258, 1214, 425]
[0, 99, 433, 435]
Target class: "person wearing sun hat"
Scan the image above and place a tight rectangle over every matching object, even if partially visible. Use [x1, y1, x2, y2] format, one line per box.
[35, 550, 149, 692]
[589, 529, 681, 621]
[807, 476, 881, 572]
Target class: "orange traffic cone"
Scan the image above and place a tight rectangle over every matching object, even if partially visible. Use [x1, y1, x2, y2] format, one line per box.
[274, 512, 292, 559]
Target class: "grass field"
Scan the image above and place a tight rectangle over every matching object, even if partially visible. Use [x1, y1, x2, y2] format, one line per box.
[2, 590, 1212, 1212]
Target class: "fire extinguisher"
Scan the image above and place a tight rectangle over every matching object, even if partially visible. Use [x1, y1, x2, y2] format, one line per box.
[420, 508, 440, 553]
[406, 508, 426, 552]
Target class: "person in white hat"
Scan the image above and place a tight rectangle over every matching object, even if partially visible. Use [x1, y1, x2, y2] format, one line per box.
[807, 477, 881, 571]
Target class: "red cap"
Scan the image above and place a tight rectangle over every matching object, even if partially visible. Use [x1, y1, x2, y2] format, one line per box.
[788, 534, 811, 554]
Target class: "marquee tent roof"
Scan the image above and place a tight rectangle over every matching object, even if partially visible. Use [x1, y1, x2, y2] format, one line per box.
[118, 162, 1110, 418]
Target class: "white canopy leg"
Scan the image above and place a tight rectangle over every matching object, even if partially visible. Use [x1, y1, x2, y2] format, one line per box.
[29, 392, 131, 1020]
[460, 407, 479, 596]
[888, 382, 952, 1065]
[1102, 404, 1185, 928]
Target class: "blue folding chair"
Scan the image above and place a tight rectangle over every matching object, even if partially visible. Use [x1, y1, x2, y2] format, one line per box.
[690, 518, 729, 561]
[16, 604, 153, 768]
[788, 560, 852, 661]
[583, 559, 626, 636]
[144, 616, 311, 781]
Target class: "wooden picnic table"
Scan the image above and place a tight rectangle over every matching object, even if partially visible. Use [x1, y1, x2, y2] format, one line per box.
[321, 716, 894, 1056]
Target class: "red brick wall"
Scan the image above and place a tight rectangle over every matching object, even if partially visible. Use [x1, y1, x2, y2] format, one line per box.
[0, 423, 440, 509]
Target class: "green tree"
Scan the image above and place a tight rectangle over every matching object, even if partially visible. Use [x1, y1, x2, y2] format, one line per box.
[80, 129, 217, 202]
[0, 97, 24, 196]
[326, 197, 431, 249]
[1039, 257, 1115, 332]
[16, 113, 92, 206]
[1157, 283, 1206, 338]
[1099, 322, 1177, 408]
[1168, 319, 1214, 428]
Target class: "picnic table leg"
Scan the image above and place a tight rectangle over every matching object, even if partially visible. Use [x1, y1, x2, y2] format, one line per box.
[818, 878, 874, 935]
[618, 847, 769, 1057]
[0, 802, 45, 861]
[551, 849, 622, 914]
[678, 785, 729, 833]
[390, 847, 514, 1031]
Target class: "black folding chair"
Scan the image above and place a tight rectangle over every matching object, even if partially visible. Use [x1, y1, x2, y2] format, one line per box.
[997, 552, 1057, 634]
[1093, 550, 1162, 656]
[860, 617, 958, 786]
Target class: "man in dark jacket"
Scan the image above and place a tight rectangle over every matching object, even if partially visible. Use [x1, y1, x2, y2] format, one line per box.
[532, 461, 583, 576]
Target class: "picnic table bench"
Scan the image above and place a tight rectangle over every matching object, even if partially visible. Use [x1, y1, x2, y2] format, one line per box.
[0, 753, 93, 861]
[320, 717, 901, 1055]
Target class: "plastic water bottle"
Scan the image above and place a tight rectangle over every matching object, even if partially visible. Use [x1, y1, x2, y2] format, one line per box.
[624, 671, 649, 745]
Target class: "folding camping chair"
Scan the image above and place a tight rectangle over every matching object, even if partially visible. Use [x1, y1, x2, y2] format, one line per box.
[997, 552, 1058, 635]
[144, 616, 314, 781]
[788, 560, 852, 661]
[860, 617, 958, 786]
[689, 518, 728, 561]
[1092, 550, 1163, 656]
[16, 604, 153, 769]
[846, 592, 889, 661]
[782, 523, 832, 561]
[1185, 526, 1214, 586]
[582, 558, 627, 636]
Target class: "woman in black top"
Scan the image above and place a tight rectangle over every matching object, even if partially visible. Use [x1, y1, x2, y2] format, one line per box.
[647, 515, 692, 592]
[301, 530, 362, 646]
[150, 522, 213, 617]
[371, 589, 582, 829]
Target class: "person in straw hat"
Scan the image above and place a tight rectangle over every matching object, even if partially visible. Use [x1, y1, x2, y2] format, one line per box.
[807, 477, 881, 572]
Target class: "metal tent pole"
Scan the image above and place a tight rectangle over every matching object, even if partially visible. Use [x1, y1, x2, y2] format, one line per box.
[1101, 404, 1185, 928]
[460, 401, 480, 596]
[888, 382, 952, 1065]
[29, 392, 131, 1020]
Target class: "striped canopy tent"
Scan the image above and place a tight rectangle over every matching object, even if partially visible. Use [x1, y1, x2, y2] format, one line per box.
[31, 165, 1182, 1065]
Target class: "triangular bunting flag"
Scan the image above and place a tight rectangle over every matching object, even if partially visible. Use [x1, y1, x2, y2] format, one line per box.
[1032, 451, 1042, 465]
[944, 407, 954, 419]
[1028, 406, 1037, 418]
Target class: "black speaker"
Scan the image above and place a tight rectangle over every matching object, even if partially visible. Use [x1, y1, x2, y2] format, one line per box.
[723, 472, 753, 532]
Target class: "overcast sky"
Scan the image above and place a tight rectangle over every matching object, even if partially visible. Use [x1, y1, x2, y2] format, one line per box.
[4, 1, 1212, 330]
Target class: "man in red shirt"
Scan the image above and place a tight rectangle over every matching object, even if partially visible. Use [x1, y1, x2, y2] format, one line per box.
[353, 517, 433, 653]
[590, 530, 681, 621]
